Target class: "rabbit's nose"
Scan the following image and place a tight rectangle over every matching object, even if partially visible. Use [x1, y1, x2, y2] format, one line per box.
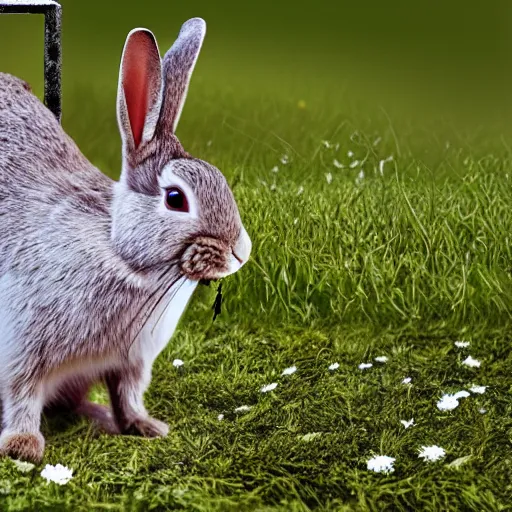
[232, 225, 251, 266]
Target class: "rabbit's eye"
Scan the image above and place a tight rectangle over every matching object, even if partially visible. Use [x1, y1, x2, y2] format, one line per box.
[165, 187, 189, 212]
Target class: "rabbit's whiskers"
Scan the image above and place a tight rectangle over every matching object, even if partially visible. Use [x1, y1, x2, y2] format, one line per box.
[125, 266, 184, 358]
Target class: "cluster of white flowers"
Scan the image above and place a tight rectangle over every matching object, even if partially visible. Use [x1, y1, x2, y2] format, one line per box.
[367, 455, 395, 474]
[40, 464, 73, 485]
[418, 446, 446, 462]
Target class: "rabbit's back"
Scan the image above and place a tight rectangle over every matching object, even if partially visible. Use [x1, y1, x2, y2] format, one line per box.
[0, 73, 116, 276]
[0, 73, 93, 184]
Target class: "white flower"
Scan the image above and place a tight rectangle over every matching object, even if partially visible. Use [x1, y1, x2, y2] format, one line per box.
[234, 405, 252, 413]
[462, 356, 481, 368]
[479, 408, 487, 414]
[12, 460, 35, 473]
[367, 455, 395, 474]
[270, 183, 277, 191]
[41, 464, 73, 485]
[282, 366, 297, 376]
[418, 445, 446, 462]
[172, 359, 184, 367]
[469, 385, 486, 394]
[454, 341, 470, 348]
[373, 136, 382, 146]
[349, 160, 360, 169]
[280, 155, 289, 165]
[271, 165, 279, 173]
[297, 186, 304, 195]
[329, 362, 340, 371]
[260, 383, 278, 393]
[358, 363, 373, 370]
[322, 140, 332, 148]
[374, 356, 388, 363]
[400, 418, 415, 429]
[402, 377, 412, 384]
[378, 156, 393, 176]
[333, 159, 344, 169]
[437, 391, 470, 411]
[356, 170, 365, 185]
[347, 150, 354, 158]
[293, 218, 299, 225]
[437, 394, 460, 411]
[325, 172, 333, 184]
[217, 414, 224, 421]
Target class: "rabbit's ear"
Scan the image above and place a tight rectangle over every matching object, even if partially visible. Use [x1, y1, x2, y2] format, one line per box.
[117, 29, 163, 150]
[158, 18, 206, 134]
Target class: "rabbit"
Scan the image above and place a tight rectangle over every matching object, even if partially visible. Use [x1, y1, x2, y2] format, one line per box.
[0, 17, 251, 463]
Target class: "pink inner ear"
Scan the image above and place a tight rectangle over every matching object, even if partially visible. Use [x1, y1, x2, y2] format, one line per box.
[123, 35, 152, 148]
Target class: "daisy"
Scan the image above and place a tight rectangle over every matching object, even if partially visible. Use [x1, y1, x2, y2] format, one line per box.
[260, 383, 278, 393]
[358, 363, 373, 370]
[282, 366, 297, 376]
[41, 464, 73, 485]
[437, 394, 460, 411]
[329, 362, 340, 371]
[172, 359, 184, 368]
[400, 419, 415, 429]
[374, 356, 388, 363]
[418, 445, 445, 462]
[462, 356, 481, 368]
[367, 455, 395, 474]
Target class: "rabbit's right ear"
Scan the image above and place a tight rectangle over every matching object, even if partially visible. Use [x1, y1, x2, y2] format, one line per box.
[117, 29, 163, 152]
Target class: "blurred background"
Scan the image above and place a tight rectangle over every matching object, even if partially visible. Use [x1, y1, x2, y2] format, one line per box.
[1, 0, 511, 126]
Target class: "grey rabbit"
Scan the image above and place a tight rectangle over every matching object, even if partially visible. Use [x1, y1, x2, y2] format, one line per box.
[0, 17, 251, 462]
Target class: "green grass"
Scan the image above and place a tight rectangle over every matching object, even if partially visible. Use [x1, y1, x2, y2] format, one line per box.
[1, 82, 512, 510]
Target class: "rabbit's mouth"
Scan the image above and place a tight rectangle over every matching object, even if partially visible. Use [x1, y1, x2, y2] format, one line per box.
[180, 227, 251, 281]
[180, 230, 250, 281]
[180, 237, 232, 281]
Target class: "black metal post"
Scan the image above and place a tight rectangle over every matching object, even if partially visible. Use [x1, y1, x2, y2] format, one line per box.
[0, 1, 62, 122]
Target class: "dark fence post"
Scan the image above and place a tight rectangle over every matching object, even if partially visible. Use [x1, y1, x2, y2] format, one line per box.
[0, 1, 62, 122]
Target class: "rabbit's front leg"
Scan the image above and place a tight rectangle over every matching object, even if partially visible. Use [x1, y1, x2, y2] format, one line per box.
[0, 383, 45, 462]
[105, 362, 169, 437]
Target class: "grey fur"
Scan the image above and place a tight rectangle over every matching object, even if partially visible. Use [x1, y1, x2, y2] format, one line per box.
[0, 18, 251, 462]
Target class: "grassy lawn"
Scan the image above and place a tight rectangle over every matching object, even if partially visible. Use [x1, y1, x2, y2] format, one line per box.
[1, 80, 512, 510]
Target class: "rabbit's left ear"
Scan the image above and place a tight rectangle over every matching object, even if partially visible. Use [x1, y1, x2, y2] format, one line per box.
[117, 28, 163, 151]
[158, 18, 206, 135]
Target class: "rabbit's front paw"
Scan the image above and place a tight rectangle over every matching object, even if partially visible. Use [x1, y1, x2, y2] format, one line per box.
[0, 431, 45, 462]
[125, 416, 169, 438]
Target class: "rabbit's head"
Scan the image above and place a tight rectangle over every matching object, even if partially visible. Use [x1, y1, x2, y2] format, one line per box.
[111, 18, 251, 281]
